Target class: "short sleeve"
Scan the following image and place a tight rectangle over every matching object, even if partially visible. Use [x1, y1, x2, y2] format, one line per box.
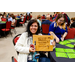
[48, 22, 56, 35]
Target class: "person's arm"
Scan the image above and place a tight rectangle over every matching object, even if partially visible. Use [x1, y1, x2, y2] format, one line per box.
[61, 26, 68, 41]
[20, 16, 22, 19]
[62, 32, 67, 38]
[15, 33, 35, 53]
[49, 31, 59, 43]
[12, 22, 15, 25]
[61, 32, 67, 41]
[49, 22, 60, 43]
[15, 33, 30, 53]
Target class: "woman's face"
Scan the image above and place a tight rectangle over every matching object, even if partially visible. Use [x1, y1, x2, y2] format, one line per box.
[30, 22, 38, 34]
[57, 17, 64, 25]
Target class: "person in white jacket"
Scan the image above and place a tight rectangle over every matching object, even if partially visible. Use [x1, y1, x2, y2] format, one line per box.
[15, 19, 55, 62]
[15, 19, 41, 62]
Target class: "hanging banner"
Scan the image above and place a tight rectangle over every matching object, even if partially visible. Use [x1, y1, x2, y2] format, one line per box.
[33, 35, 54, 51]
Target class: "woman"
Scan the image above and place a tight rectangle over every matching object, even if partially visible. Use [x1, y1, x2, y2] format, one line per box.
[48, 14, 68, 43]
[15, 19, 55, 62]
[70, 17, 75, 28]
[17, 14, 20, 18]
[11, 15, 16, 27]
[37, 15, 42, 28]
[0, 14, 2, 21]
[20, 14, 24, 22]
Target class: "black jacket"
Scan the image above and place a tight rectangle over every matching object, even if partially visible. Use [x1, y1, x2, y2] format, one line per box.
[70, 22, 75, 28]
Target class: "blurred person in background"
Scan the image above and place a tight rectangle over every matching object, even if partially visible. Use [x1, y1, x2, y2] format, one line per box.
[8, 14, 13, 22]
[50, 15, 53, 22]
[42, 14, 52, 25]
[6, 13, 10, 18]
[20, 14, 24, 22]
[3, 12, 7, 18]
[52, 15, 55, 19]
[11, 15, 16, 27]
[0, 14, 2, 21]
[41, 14, 46, 19]
[70, 17, 75, 28]
[26, 12, 32, 20]
[27, 12, 30, 16]
[23, 13, 25, 17]
[17, 14, 20, 18]
[2, 14, 6, 18]
[11, 13, 14, 18]
[37, 15, 42, 28]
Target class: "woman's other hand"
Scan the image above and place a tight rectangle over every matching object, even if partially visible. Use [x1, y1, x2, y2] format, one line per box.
[52, 41, 56, 47]
[29, 48, 35, 52]
[56, 37, 60, 43]
[61, 37, 64, 41]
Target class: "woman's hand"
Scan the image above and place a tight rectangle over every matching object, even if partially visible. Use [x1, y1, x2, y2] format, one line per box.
[56, 37, 60, 43]
[52, 41, 56, 47]
[29, 48, 35, 53]
[61, 32, 67, 41]
[61, 37, 64, 41]
[50, 32, 59, 43]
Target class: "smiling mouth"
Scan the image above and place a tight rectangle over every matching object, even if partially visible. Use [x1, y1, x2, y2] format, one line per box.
[32, 30, 36, 32]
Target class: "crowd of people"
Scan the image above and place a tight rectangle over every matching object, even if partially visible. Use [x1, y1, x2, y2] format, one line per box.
[0, 12, 32, 38]
[0, 12, 32, 27]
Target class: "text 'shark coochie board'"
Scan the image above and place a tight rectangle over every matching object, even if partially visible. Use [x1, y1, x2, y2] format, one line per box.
[33, 35, 54, 51]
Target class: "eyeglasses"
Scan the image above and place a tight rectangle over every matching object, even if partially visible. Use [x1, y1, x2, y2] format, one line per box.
[59, 19, 64, 22]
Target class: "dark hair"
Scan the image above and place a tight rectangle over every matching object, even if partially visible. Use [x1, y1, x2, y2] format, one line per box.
[37, 15, 41, 19]
[12, 15, 15, 19]
[26, 19, 40, 37]
[8, 14, 11, 16]
[71, 17, 75, 21]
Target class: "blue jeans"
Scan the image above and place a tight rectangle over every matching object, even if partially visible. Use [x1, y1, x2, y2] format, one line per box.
[27, 52, 50, 62]
[28, 57, 50, 62]
[28, 60, 35, 62]
[39, 57, 50, 62]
